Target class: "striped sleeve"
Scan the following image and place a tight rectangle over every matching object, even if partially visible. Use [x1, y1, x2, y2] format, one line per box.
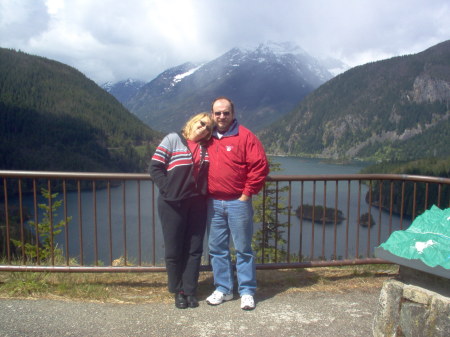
[152, 143, 171, 164]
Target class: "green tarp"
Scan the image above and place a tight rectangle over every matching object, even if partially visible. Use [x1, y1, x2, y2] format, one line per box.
[379, 205, 450, 269]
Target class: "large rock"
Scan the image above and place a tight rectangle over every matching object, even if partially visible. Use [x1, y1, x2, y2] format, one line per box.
[372, 279, 450, 337]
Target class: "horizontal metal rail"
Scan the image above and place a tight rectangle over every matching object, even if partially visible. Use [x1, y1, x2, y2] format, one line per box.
[1, 170, 449, 272]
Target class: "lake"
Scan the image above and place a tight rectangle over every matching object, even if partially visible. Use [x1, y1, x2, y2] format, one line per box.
[265, 156, 406, 261]
[18, 157, 407, 265]
[270, 156, 368, 175]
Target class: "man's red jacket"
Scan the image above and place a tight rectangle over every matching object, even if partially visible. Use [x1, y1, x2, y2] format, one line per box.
[207, 119, 269, 200]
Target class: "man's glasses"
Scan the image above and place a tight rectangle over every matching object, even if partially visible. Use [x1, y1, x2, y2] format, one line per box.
[214, 111, 231, 116]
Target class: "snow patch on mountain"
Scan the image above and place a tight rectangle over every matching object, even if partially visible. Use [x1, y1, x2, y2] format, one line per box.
[102, 78, 145, 93]
[241, 41, 307, 56]
[122, 78, 143, 86]
[101, 81, 114, 91]
[172, 64, 203, 85]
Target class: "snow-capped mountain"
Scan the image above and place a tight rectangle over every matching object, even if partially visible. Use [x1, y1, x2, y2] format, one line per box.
[114, 42, 335, 132]
[102, 78, 145, 104]
[241, 41, 334, 83]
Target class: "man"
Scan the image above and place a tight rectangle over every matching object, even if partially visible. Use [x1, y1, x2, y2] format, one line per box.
[206, 96, 269, 310]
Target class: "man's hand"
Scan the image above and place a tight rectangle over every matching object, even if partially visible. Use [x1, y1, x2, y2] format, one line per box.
[238, 194, 250, 202]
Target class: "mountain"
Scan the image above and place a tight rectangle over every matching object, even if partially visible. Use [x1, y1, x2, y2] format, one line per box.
[122, 42, 333, 132]
[317, 56, 350, 76]
[102, 78, 145, 105]
[259, 40, 450, 162]
[0, 48, 161, 172]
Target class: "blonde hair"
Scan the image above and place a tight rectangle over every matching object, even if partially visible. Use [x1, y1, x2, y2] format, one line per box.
[182, 112, 214, 142]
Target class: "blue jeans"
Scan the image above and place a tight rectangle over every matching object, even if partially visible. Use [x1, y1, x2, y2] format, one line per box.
[207, 198, 256, 296]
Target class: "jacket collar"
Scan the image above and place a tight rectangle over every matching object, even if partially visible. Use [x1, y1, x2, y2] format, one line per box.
[213, 119, 239, 138]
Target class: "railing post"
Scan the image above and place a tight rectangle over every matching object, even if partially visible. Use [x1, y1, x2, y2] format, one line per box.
[0, 170, 448, 272]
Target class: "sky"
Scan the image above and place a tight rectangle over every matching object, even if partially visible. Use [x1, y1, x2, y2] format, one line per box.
[1, 0, 449, 84]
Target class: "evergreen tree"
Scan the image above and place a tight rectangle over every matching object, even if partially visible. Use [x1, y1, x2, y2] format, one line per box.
[252, 159, 290, 263]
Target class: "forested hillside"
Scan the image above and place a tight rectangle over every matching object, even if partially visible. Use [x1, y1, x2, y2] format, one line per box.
[0, 48, 161, 172]
[360, 157, 450, 217]
[259, 40, 450, 163]
[361, 157, 450, 177]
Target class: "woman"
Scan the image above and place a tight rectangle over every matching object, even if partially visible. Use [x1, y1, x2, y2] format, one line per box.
[149, 112, 213, 309]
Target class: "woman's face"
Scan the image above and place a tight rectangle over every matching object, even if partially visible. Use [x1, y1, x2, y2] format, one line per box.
[190, 117, 212, 142]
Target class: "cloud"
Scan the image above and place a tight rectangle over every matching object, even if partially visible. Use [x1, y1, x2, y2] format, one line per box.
[1, 0, 449, 83]
[0, 1, 50, 43]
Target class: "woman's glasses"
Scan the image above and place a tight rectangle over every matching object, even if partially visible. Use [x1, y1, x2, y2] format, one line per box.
[199, 120, 211, 130]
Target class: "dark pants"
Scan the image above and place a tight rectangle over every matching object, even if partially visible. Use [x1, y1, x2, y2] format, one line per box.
[157, 195, 207, 295]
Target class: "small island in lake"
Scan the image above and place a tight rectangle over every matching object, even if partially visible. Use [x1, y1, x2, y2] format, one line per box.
[295, 204, 345, 224]
[359, 212, 376, 227]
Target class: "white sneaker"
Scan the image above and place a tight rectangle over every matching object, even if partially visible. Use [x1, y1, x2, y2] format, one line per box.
[240, 294, 255, 310]
[206, 290, 233, 305]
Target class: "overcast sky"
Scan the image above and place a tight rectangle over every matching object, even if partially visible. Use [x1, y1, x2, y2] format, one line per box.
[1, 0, 449, 84]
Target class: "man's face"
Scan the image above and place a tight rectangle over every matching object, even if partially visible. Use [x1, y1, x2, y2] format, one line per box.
[212, 99, 234, 133]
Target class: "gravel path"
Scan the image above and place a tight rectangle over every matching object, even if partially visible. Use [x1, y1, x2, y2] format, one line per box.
[0, 289, 380, 336]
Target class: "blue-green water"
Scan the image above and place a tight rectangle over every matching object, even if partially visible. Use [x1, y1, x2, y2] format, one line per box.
[262, 157, 405, 261]
[269, 156, 368, 175]
[18, 157, 405, 264]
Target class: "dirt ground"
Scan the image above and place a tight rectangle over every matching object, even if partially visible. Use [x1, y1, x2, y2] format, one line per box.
[0, 265, 399, 304]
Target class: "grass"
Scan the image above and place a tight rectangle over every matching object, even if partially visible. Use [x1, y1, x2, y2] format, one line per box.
[0, 264, 399, 303]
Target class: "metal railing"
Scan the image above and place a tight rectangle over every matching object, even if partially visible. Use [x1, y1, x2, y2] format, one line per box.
[1, 170, 449, 272]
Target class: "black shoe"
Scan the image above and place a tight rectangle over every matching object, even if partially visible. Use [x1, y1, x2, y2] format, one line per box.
[186, 295, 199, 308]
[175, 293, 188, 309]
